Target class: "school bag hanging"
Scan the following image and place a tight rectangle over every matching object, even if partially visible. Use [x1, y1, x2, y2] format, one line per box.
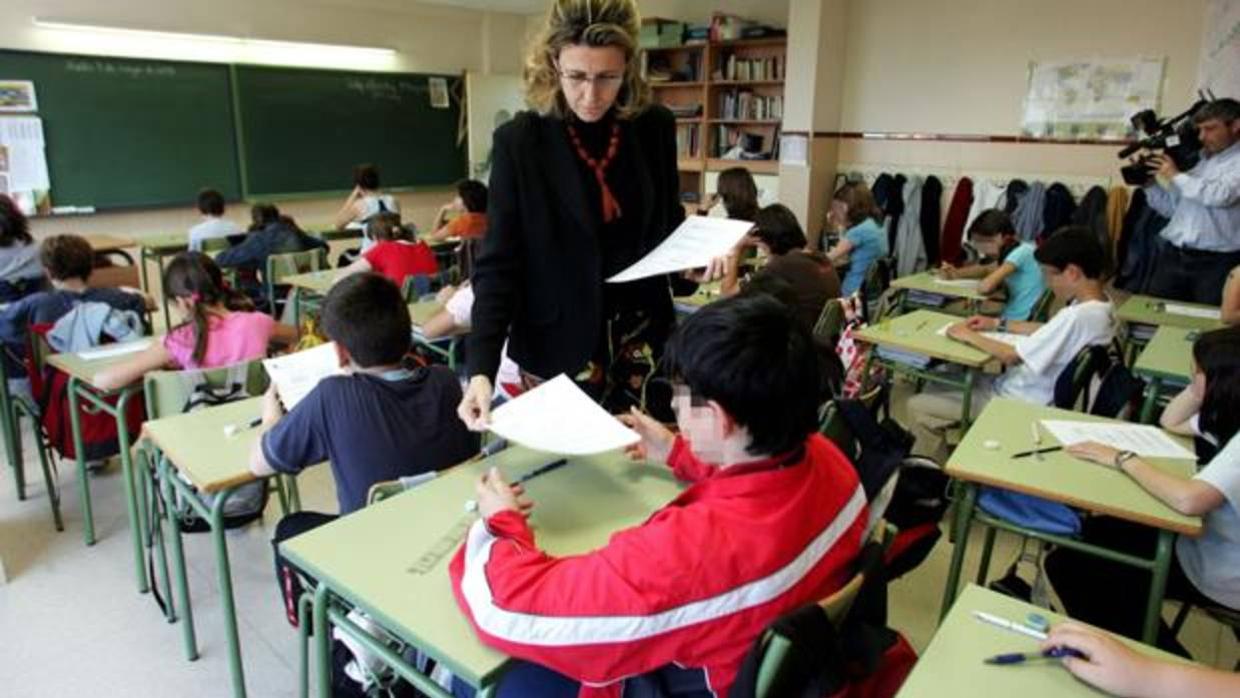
[835, 296, 885, 399]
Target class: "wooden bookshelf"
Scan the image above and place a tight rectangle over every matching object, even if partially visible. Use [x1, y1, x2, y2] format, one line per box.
[641, 34, 786, 206]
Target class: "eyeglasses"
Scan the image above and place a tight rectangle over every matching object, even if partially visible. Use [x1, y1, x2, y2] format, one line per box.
[557, 69, 625, 89]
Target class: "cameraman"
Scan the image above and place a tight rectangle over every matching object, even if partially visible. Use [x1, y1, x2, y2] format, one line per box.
[1144, 98, 1240, 305]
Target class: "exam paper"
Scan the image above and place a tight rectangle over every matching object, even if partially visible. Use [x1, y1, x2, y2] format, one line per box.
[935, 322, 1023, 347]
[933, 278, 981, 289]
[607, 216, 754, 283]
[262, 342, 344, 411]
[488, 374, 640, 455]
[79, 340, 152, 361]
[1039, 420, 1196, 460]
[1162, 303, 1221, 321]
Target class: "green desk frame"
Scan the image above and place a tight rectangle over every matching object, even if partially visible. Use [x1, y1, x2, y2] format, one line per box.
[138, 234, 190, 331]
[1132, 326, 1196, 424]
[890, 272, 991, 317]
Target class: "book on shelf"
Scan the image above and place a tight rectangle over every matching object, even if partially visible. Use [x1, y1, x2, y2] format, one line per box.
[716, 54, 783, 82]
[718, 90, 784, 121]
[676, 124, 701, 159]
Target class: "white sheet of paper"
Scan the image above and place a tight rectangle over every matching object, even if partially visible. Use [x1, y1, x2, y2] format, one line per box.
[0, 117, 49, 191]
[1039, 420, 1196, 460]
[488, 374, 639, 455]
[935, 322, 1023, 346]
[262, 342, 344, 411]
[79, 340, 151, 361]
[1162, 303, 1221, 320]
[933, 278, 981, 289]
[606, 215, 754, 283]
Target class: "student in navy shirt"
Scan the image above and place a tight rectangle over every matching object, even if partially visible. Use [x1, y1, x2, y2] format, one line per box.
[249, 272, 479, 514]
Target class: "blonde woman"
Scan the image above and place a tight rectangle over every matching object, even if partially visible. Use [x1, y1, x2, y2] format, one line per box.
[458, 0, 716, 429]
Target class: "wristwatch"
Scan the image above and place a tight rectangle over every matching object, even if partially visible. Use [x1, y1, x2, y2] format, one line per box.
[1113, 450, 1138, 470]
[996, 318, 1009, 333]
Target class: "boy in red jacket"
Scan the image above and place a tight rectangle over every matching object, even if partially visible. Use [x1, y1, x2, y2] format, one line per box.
[450, 294, 868, 697]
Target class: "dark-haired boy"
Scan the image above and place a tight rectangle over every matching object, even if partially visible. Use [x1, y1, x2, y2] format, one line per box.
[249, 272, 478, 514]
[187, 188, 240, 252]
[908, 226, 1116, 454]
[428, 179, 488, 242]
[449, 294, 867, 697]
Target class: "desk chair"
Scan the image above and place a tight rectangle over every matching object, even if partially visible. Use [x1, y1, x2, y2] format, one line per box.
[1, 343, 63, 532]
[813, 298, 846, 346]
[860, 256, 894, 323]
[747, 522, 894, 698]
[1170, 602, 1240, 670]
[264, 249, 329, 320]
[399, 271, 455, 303]
[1029, 289, 1055, 322]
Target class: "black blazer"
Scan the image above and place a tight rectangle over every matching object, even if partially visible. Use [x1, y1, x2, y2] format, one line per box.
[467, 106, 687, 381]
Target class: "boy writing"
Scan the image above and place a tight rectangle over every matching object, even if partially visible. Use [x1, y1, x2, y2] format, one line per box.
[450, 294, 867, 697]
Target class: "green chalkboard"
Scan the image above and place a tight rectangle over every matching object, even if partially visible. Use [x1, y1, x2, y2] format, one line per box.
[0, 50, 241, 209]
[233, 65, 466, 196]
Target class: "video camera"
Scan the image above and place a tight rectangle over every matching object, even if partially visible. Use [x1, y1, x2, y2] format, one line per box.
[1118, 92, 1215, 186]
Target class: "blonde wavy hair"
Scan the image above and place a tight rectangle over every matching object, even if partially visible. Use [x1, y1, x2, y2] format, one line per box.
[524, 0, 651, 120]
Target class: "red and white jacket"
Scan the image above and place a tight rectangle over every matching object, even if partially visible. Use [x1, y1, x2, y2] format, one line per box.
[449, 433, 868, 697]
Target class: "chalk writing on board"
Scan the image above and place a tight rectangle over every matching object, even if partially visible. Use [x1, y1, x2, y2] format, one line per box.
[64, 59, 177, 79]
[344, 78, 410, 102]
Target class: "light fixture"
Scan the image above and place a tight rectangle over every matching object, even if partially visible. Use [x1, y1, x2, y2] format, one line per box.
[31, 18, 397, 58]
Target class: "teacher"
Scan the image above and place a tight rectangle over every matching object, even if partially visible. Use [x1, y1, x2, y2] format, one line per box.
[459, 0, 707, 428]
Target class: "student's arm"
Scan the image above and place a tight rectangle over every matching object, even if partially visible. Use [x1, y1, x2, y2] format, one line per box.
[420, 309, 464, 340]
[718, 235, 753, 297]
[335, 256, 373, 281]
[427, 205, 457, 241]
[1159, 384, 1202, 436]
[616, 408, 676, 467]
[93, 342, 174, 392]
[1065, 442, 1225, 516]
[1222, 267, 1240, 326]
[826, 238, 854, 265]
[333, 187, 363, 230]
[939, 262, 995, 281]
[977, 261, 1017, 295]
[945, 322, 1022, 366]
[1043, 622, 1240, 698]
[965, 314, 1043, 336]
[269, 321, 299, 347]
[248, 385, 285, 477]
[249, 384, 329, 478]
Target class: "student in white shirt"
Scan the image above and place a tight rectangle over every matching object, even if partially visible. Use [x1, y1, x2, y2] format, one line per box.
[1045, 326, 1240, 655]
[334, 164, 400, 235]
[422, 281, 522, 399]
[187, 188, 241, 252]
[907, 226, 1116, 456]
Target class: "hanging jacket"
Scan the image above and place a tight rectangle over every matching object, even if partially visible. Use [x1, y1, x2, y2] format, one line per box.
[450, 434, 868, 698]
[883, 174, 907, 250]
[940, 177, 974, 265]
[1115, 189, 1169, 293]
[964, 179, 1003, 231]
[999, 179, 1028, 215]
[919, 176, 943, 266]
[893, 177, 926, 277]
[1072, 185, 1110, 272]
[870, 173, 896, 212]
[1106, 187, 1131, 258]
[1012, 181, 1047, 241]
[1042, 183, 1078, 239]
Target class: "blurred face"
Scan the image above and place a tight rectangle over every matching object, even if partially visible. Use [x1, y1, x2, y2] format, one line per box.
[972, 235, 1002, 258]
[672, 383, 728, 464]
[828, 200, 849, 228]
[1197, 117, 1239, 155]
[556, 44, 626, 123]
[1040, 263, 1079, 302]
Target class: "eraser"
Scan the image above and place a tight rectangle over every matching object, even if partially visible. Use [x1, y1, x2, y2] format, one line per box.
[983, 439, 1000, 450]
[464, 499, 478, 513]
[223, 424, 239, 438]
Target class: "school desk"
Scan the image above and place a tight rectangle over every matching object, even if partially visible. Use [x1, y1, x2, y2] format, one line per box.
[889, 271, 993, 316]
[408, 300, 459, 369]
[853, 310, 998, 428]
[46, 338, 158, 587]
[83, 233, 138, 265]
[137, 233, 190, 330]
[673, 281, 723, 314]
[1132, 326, 1197, 424]
[900, 584, 1187, 698]
[939, 398, 1201, 644]
[280, 445, 685, 698]
[143, 397, 303, 698]
[283, 269, 337, 327]
[1117, 294, 1223, 363]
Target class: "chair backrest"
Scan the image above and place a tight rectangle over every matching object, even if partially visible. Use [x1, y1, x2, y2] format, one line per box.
[1029, 289, 1055, 322]
[400, 270, 456, 303]
[365, 471, 437, 506]
[143, 358, 268, 420]
[818, 385, 884, 462]
[264, 249, 329, 317]
[812, 299, 846, 346]
[201, 237, 232, 255]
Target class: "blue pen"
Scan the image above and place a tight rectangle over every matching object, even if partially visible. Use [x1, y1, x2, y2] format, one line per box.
[985, 647, 1087, 665]
[515, 458, 569, 485]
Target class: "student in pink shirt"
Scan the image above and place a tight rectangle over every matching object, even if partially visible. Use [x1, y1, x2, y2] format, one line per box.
[95, 253, 297, 389]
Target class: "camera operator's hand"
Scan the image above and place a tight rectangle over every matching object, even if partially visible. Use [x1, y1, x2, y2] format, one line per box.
[1150, 153, 1180, 180]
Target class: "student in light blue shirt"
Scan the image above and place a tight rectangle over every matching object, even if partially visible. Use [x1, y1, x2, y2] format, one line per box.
[939, 209, 1047, 320]
[825, 182, 888, 296]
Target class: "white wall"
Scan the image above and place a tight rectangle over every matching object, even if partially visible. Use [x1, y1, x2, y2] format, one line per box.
[2, 0, 529, 239]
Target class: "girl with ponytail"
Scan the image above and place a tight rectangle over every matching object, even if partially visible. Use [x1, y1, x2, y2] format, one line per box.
[94, 252, 297, 389]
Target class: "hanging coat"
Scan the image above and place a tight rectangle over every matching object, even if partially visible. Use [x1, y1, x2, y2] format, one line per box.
[941, 177, 974, 266]
[894, 176, 927, 277]
[1042, 183, 1078, 239]
[919, 176, 943, 266]
[1012, 181, 1047, 241]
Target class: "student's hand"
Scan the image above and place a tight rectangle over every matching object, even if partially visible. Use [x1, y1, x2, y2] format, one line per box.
[945, 322, 977, 343]
[966, 315, 998, 331]
[684, 252, 735, 283]
[435, 284, 457, 304]
[938, 263, 957, 280]
[1150, 153, 1179, 180]
[617, 407, 676, 463]
[1066, 441, 1121, 468]
[475, 467, 533, 519]
[458, 375, 494, 431]
[347, 185, 364, 202]
[261, 384, 285, 426]
[1042, 623, 1157, 697]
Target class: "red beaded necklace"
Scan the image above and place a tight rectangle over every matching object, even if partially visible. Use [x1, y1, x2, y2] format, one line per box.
[566, 120, 623, 223]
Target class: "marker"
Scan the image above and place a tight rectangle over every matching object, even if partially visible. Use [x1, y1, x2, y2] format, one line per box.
[222, 417, 264, 438]
[973, 611, 1049, 640]
[1011, 446, 1063, 460]
[1031, 422, 1043, 461]
[985, 647, 1087, 665]
[515, 458, 569, 485]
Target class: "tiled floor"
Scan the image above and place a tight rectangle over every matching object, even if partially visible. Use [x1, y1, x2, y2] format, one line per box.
[0, 381, 1236, 696]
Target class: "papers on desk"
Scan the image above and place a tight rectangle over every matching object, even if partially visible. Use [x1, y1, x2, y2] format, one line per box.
[78, 340, 152, 361]
[935, 322, 1023, 347]
[606, 216, 754, 283]
[488, 374, 639, 455]
[262, 342, 343, 411]
[934, 278, 982, 289]
[1039, 420, 1196, 460]
[1162, 303, 1221, 320]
